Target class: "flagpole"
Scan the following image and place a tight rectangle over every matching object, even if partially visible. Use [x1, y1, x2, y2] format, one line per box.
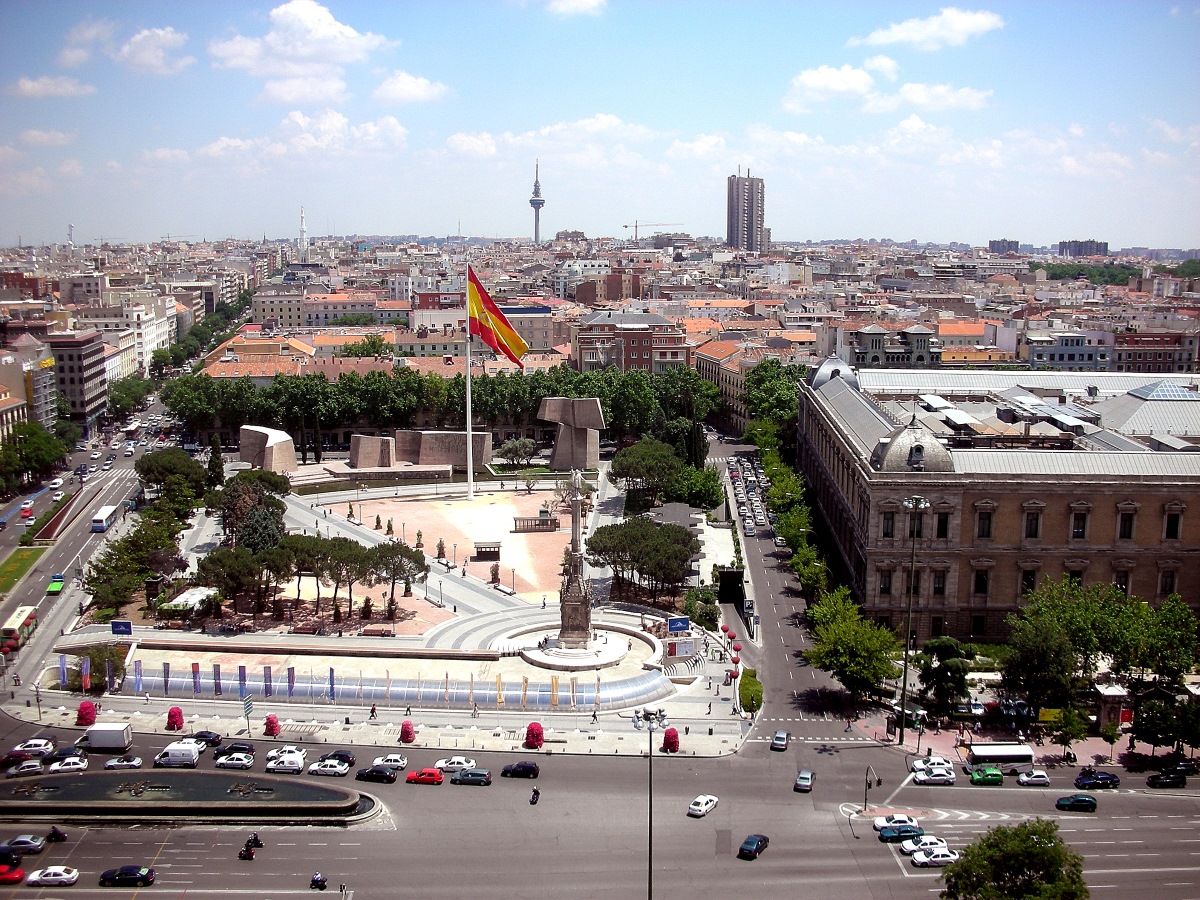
[464, 263, 475, 500]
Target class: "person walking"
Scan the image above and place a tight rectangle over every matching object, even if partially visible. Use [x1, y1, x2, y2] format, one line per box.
[369, 704, 377, 720]
[405, 705, 411, 716]
[707, 702, 712, 715]
[591, 710, 598, 724]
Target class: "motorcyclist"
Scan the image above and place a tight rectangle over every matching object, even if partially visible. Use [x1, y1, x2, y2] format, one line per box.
[531, 787, 540, 803]
[48, 826, 64, 841]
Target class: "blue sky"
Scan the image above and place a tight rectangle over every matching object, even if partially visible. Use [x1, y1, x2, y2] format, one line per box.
[1, 1, 1197, 249]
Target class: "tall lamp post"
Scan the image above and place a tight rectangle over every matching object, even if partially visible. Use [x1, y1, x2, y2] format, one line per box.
[898, 495, 930, 748]
[634, 707, 668, 900]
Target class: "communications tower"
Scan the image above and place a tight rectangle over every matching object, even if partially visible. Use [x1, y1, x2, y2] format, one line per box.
[529, 161, 546, 244]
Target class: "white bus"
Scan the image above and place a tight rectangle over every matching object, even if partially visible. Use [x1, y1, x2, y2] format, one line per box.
[91, 505, 119, 532]
[963, 742, 1036, 775]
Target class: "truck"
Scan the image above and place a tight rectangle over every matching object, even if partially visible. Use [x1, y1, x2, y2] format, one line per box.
[75, 723, 134, 752]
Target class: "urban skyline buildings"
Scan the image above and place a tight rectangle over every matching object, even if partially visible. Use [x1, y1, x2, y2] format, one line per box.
[726, 172, 766, 253]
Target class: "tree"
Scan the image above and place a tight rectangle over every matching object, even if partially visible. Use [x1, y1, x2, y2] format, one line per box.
[1099, 722, 1120, 762]
[939, 819, 1087, 900]
[136, 447, 207, 496]
[916, 637, 973, 716]
[2, 421, 68, 483]
[196, 546, 259, 614]
[610, 437, 680, 506]
[368, 542, 429, 604]
[150, 348, 172, 378]
[1050, 708, 1089, 759]
[207, 433, 225, 490]
[497, 437, 536, 468]
[1132, 698, 1178, 755]
[239, 505, 284, 555]
[804, 586, 900, 703]
[340, 333, 391, 357]
[1001, 617, 1077, 711]
[106, 374, 154, 422]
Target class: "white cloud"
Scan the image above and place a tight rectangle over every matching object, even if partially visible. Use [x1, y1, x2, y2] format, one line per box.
[1150, 118, 1200, 149]
[199, 108, 405, 160]
[446, 132, 498, 157]
[863, 82, 992, 113]
[1059, 150, 1132, 177]
[261, 76, 347, 106]
[783, 64, 874, 113]
[0, 166, 52, 194]
[58, 19, 115, 67]
[665, 134, 728, 160]
[374, 70, 449, 105]
[10, 76, 96, 98]
[143, 147, 190, 163]
[19, 129, 73, 146]
[1067, 123, 1085, 138]
[114, 27, 195, 75]
[547, 0, 607, 15]
[57, 159, 83, 177]
[863, 55, 899, 82]
[849, 7, 1004, 51]
[198, 135, 276, 158]
[0, 145, 20, 164]
[1141, 149, 1172, 164]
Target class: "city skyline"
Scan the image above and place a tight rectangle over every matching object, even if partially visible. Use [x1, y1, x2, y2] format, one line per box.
[0, 1, 1197, 248]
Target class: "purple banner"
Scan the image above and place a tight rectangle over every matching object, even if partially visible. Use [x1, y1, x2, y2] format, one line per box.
[238, 665, 247, 699]
[58, 655, 68, 687]
[213, 663, 222, 696]
[263, 666, 273, 697]
[287, 667, 295, 699]
[191, 662, 201, 694]
[133, 659, 142, 694]
[162, 661, 170, 695]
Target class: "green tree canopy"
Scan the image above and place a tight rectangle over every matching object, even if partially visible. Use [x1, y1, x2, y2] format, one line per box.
[940, 819, 1087, 900]
[107, 375, 154, 422]
[610, 437, 681, 506]
[339, 333, 391, 357]
[136, 447, 208, 496]
[805, 586, 900, 702]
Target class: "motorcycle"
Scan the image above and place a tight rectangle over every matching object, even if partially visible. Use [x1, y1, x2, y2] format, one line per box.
[46, 828, 67, 843]
[246, 834, 263, 849]
[530, 787, 540, 806]
[238, 847, 255, 861]
[310, 874, 328, 891]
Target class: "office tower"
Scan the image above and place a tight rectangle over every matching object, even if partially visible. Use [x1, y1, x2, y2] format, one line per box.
[727, 171, 765, 252]
[529, 161, 546, 244]
[299, 207, 309, 263]
[988, 239, 1019, 254]
[1059, 239, 1108, 258]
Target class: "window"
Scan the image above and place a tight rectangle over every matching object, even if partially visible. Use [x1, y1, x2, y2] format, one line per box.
[1067, 569, 1083, 584]
[1021, 569, 1037, 594]
[931, 617, 944, 638]
[1113, 571, 1130, 596]
[1024, 512, 1041, 539]
[908, 513, 923, 539]
[970, 614, 985, 637]
[1164, 512, 1181, 540]
[933, 571, 946, 596]
[1071, 512, 1088, 540]
[1160, 571, 1176, 596]
[881, 512, 894, 539]
[973, 570, 989, 595]
[878, 571, 892, 596]
[977, 511, 992, 539]
[1118, 512, 1135, 540]
[936, 512, 949, 539]
[906, 571, 921, 597]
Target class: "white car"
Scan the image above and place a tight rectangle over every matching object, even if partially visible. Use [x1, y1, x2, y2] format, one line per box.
[688, 794, 719, 817]
[215, 752, 255, 770]
[912, 848, 961, 868]
[873, 813, 920, 831]
[26, 866, 80, 886]
[104, 755, 143, 770]
[901, 835, 948, 856]
[174, 737, 208, 754]
[913, 767, 956, 785]
[373, 753, 408, 770]
[308, 759, 351, 777]
[434, 756, 476, 773]
[47, 478, 63, 489]
[19, 500, 34, 510]
[265, 755, 305, 774]
[51, 491, 65, 503]
[266, 745, 307, 762]
[911, 756, 952, 774]
[1017, 769, 1051, 787]
[47, 756, 89, 774]
[89, 451, 102, 460]
[14, 738, 56, 757]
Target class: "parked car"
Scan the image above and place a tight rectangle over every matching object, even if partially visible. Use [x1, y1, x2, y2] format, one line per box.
[1017, 770, 1051, 787]
[46, 757, 88, 774]
[434, 756, 476, 773]
[878, 824, 925, 843]
[372, 753, 408, 770]
[688, 794, 718, 817]
[900, 835, 948, 856]
[213, 742, 256, 759]
[1055, 793, 1098, 812]
[912, 848, 961, 867]
[104, 756, 143, 770]
[406, 767, 444, 785]
[737, 834, 769, 860]
[355, 766, 398, 784]
[1164, 758, 1200, 776]
[266, 745, 306, 762]
[500, 761, 540, 779]
[320, 749, 356, 766]
[307, 759, 350, 777]
[970, 766, 1004, 786]
[214, 753, 255, 770]
[911, 756, 952, 773]
[1074, 771, 1120, 790]
[191, 731, 223, 747]
[873, 814, 920, 831]
[450, 768, 492, 786]
[1147, 771, 1187, 789]
[264, 755, 304, 774]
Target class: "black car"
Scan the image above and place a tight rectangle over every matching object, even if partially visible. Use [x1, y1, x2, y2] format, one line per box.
[501, 761, 540, 779]
[1147, 771, 1187, 789]
[1165, 759, 1200, 776]
[450, 768, 492, 786]
[45, 747, 88, 764]
[321, 749, 356, 766]
[213, 742, 256, 759]
[1074, 771, 1120, 790]
[191, 731, 223, 747]
[738, 834, 769, 860]
[355, 766, 398, 784]
[100, 865, 155, 887]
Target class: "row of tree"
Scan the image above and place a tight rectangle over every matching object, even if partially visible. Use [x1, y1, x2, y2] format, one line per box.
[149, 290, 256, 377]
[0, 422, 70, 496]
[608, 436, 723, 510]
[584, 514, 701, 602]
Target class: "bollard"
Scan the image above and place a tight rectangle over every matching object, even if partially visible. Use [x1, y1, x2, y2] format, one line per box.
[345, 717, 350, 725]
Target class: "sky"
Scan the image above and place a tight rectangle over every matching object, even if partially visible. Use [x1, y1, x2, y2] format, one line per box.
[1, 1, 1198, 250]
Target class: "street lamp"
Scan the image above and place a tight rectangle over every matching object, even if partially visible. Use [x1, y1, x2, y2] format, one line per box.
[634, 707, 668, 900]
[453, 543, 458, 567]
[898, 495, 930, 748]
[511, 567, 516, 592]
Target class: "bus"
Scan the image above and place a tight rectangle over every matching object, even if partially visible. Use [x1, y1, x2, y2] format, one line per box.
[91, 505, 119, 532]
[1, 606, 38, 648]
[963, 742, 1036, 775]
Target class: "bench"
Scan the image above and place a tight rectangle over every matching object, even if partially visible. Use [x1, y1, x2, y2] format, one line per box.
[360, 625, 395, 637]
[291, 623, 321, 635]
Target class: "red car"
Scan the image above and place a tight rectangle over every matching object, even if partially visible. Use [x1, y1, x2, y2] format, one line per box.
[405, 767, 444, 785]
[0, 865, 25, 885]
[19, 508, 32, 519]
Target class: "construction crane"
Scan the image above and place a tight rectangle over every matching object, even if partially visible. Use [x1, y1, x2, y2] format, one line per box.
[622, 221, 682, 242]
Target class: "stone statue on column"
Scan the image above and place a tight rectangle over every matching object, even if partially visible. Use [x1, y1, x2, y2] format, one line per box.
[558, 469, 592, 649]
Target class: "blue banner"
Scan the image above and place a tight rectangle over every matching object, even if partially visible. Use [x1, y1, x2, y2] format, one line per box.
[133, 659, 142, 694]
[238, 665, 247, 699]
[162, 661, 170, 695]
[191, 662, 201, 694]
[58, 655, 68, 687]
[287, 666, 295, 699]
[328, 667, 335, 702]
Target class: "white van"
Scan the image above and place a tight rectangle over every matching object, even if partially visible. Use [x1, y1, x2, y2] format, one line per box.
[153, 742, 200, 768]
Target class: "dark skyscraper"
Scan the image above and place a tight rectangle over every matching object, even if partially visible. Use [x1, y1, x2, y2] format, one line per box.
[726, 171, 765, 252]
[529, 161, 546, 244]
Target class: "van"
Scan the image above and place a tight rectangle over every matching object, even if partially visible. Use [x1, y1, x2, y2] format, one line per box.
[153, 742, 200, 768]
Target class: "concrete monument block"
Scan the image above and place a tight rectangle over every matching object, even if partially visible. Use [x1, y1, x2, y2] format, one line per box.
[393, 430, 492, 469]
[538, 397, 606, 471]
[349, 434, 396, 469]
[239, 425, 297, 473]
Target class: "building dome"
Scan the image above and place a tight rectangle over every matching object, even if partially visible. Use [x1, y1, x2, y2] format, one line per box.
[808, 355, 860, 391]
[874, 416, 954, 473]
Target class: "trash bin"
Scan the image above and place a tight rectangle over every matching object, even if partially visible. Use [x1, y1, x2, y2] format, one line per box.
[708, 727, 713, 735]
[344, 716, 350, 725]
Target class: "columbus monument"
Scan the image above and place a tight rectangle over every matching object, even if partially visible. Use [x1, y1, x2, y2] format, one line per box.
[557, 470, 592, 649]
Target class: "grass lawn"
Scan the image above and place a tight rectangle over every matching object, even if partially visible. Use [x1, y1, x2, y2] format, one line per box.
[0, 546, 48, 594]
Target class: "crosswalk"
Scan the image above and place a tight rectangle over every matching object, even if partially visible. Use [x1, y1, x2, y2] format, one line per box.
[82, 468, 140, 486]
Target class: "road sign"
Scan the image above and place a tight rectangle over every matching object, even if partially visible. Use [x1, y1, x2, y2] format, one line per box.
[243, 695, 254, 718]
[667, 616, 689, 633]
[110, 620, 133, 635]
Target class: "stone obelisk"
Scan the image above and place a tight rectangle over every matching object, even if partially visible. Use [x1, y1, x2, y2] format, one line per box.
[557, 470, 592, 649]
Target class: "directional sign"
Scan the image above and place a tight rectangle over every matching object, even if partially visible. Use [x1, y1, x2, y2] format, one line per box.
[243, 695, 254, 718]
[110, 620, 133, 636]
[667, 616, 689, 633]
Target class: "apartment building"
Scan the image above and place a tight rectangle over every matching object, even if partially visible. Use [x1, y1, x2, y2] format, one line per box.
[74, 291, 176, 375]
[46, 330, 107, 436]
[0, 334, 56, 431]
[251, 292, 304, 329]
[839, 324, 942, 369]
[1021, 331, 1112, 371]
[1112, 330, 1198, 373]
[573, 310, 691, 374]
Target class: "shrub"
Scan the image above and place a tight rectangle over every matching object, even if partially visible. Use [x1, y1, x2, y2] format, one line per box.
[524, 721, 544, 749]
[76, 701, 96, 726]
[662, 726, 680, 753]
[399, 720, 415, 744]
[264, 714, 280, 736]
[166, 706, 184, 730]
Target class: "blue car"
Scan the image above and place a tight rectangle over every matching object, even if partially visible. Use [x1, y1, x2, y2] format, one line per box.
[1074, 771, 1120, 790]
[878, 824, 924, 843]
[738, 834, 769, 859]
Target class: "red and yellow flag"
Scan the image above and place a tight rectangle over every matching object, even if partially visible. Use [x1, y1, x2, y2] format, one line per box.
[467, 265, 528, 368]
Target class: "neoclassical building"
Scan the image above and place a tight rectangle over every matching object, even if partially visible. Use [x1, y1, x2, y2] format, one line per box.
[797, 359, 1200, 643]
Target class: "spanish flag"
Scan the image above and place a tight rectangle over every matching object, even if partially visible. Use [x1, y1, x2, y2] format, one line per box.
[467, 265, 528, 368]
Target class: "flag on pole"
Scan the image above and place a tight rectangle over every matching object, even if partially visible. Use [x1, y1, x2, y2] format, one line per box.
[106, 658, 115, 692]
[191, 662, 201, 694]
[58, 655, 68, 687]
[287, 666, 296, 699]
[81, 656, 91, 691]
[467, 265, 528, 368]
[328, 667, 336, 702]
[385, 669, 391, 702]
[238, 665, 248, 699]
[133, 660, 143, 694]
[264, 665, 273, 697]
[213, 663, 222, 695]
[162, 661, 170, 695]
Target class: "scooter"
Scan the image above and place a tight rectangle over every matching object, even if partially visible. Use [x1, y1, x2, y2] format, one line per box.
[238, 847, 255, 861]
[310, 874, 328, 891]
[530, 787, 540, 806]
[46, 827, 67, 843]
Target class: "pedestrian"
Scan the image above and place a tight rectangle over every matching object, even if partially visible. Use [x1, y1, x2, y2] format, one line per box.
[707, 676, 712, 690]
[627, 640, 632, 651]
[472, 703, 479, 718]
[541, 597, 546, 609]
[144, 692, 150, 703]
[369, 704, 377, 720]
[844, 717, 852, 733]
[591, 710, 598, 724]
[461, 566, 466, 577]
[707, 702, 712, 715]
[973, 720, 981, 734]
[405, 705, 411, 716]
